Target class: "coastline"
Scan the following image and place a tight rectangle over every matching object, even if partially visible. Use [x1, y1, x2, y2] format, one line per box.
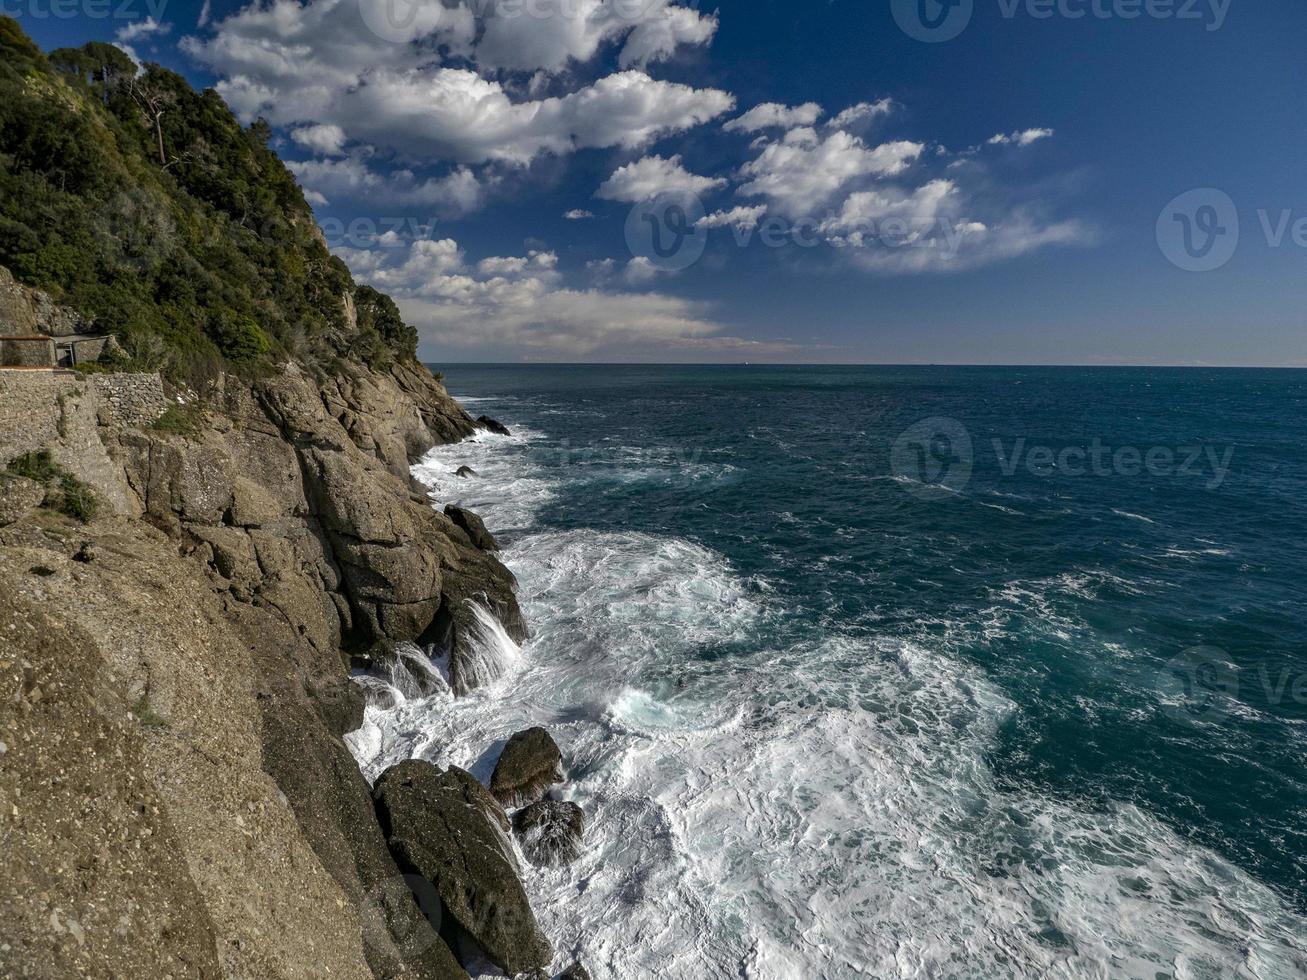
[0, 356, 578, 978]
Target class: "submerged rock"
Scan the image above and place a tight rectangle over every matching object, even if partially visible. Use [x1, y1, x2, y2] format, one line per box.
[513, 801, 585, 868]
[445, 504, 499, 552]
[491, 728, 564, 808]
[373, 760, 551, 976]
[454, 465, 477, 478]
[476, 416, 511, 436]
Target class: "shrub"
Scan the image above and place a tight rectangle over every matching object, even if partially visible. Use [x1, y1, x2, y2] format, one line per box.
[5, 449, 99, 523]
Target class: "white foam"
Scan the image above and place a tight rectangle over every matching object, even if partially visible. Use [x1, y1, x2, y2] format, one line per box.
[347, 400, 1307, 979]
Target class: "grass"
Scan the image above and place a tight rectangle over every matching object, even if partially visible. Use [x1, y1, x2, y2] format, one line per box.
[149, 403, 202, 438]
[132, 695, 168, 728]
[5, 450, 99, 523]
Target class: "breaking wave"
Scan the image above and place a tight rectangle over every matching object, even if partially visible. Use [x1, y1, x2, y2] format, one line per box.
[347, 396, 1307, 979]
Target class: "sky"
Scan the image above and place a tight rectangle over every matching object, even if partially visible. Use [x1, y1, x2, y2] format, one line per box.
[16, 0, 1307, 365]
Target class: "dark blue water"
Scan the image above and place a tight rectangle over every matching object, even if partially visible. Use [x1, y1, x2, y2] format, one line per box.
[435, 363, 1307, 918]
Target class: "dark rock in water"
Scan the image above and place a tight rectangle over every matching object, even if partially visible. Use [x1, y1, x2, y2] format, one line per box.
[445, 505, 499, 552]
[454, 465, 477, 478]
[373, 760, 552, 976]
[476, 416, 511, 436]
[513, 800, 585, 868]
[559, 961, 592, 980]
[491, 728, 563, 808]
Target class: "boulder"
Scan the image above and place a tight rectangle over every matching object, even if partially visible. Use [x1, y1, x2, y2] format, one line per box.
[445, 504, 499, 551]
[455, 465, 477, 478]
[513, 801, 585, 868]
[491, 728, 563, 808]
[476, 416, 511, 437]
[0, 475, 45, 526]
[373, 761, 552, 976]
[559, 962, 593, 980]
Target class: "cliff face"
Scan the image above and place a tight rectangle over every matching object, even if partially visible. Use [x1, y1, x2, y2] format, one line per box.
[0, 353, 525, 979]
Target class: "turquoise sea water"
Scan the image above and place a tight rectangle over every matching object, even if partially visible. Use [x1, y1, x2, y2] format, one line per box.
[353, 365, 1307, 977]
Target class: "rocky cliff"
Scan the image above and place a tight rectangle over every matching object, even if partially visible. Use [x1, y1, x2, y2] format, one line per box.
[0, 349, 553, 978]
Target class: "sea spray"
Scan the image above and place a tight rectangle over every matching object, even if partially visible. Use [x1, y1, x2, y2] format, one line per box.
[459, 602, 524, 692]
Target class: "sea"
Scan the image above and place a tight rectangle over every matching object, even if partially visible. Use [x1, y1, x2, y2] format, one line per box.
[346, 365, 1307, 979]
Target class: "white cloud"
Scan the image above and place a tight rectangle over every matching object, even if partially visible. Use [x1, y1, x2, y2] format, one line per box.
[184, 1, 733, 170]
[475, 0, 718, 73]
[287, 157, 486, 214]
[290, 123, 347, 156]
[697, 205, 767, 231]
[116, 17, 171, 42]
[817, 179, 1091, 273]
[334, 234, 786, 357]
[565, 209, 595, 220]
[827, 99, 895, 130]
[596, 154, 726, 203]
[724, 102, 823, 133]
[738, 130, 925, 216]
[988, 128, 1055, 147]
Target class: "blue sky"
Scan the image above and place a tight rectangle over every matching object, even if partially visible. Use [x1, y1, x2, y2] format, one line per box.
[17, 0, 1307, 364]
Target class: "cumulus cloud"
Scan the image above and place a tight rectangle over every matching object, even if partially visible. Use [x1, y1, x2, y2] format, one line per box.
[475, 0, 718, 72]
[816, 179, 1090, 273]
[827, 99, 895, 130]
[334, 234, 759, 356]
[724, 102, 823, 133]
[116, 17, 171, 42]
[287, 157, 486, 213]
[564, 209, 595, 220]
[290, 123, 347, 156]
[697, 205, 767, 231]
[988, 128, 1055, 147]
[183, 1, 733, 172]
[596, 154, 726, 202]
[738, 129, 925, 216]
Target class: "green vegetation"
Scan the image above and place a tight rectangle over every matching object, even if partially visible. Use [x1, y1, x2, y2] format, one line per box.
[132, 694, 168, 728]
[0, 19, 420, 384]
[150, 402, 203, 438]
[5, 450, 100, 523]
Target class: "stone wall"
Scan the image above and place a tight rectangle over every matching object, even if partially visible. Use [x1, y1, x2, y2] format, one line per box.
[89, 372, 168, 428]
[0, 371, 167, 515]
